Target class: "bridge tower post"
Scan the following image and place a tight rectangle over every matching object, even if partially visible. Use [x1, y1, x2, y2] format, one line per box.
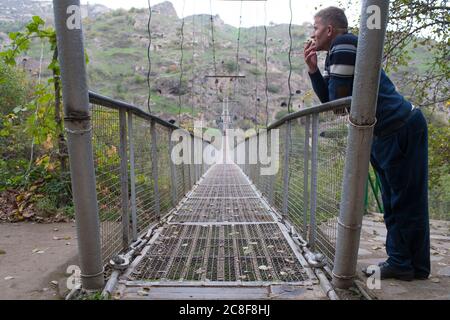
[332, 0, 390, 289]
[52, 0, 104, 290]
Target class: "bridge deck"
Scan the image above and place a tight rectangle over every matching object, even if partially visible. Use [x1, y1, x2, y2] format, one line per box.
[113, 164, 326, 300]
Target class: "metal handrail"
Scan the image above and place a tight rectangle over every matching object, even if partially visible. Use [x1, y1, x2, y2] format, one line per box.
[89, 91, 187, 133]
[267, 97, 351, 130]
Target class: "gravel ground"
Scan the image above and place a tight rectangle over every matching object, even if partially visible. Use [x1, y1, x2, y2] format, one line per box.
[0, 222, 78, 300]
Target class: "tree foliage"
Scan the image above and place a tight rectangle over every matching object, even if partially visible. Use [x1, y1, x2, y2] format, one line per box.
[0, 16, 72, 220]
[342, 0, 449, 108]
[0, 62, 29, 115]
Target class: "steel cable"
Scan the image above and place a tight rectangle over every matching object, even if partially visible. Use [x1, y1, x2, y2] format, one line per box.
[263, 1, 269, 128]
[147, 0, 153, 114]
[191, 1, 196, 126]
[287, 0, 293, 113]
[209, 0, 220, 98]
[178, 0, 186, 124]
[254, 8, 259, 128]
[234, 0, 243, 98]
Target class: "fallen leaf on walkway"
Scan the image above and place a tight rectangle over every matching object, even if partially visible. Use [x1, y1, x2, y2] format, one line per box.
[50, 280, 58, 286]
[372, 246, 382, 250]
[0, 249, 6, 255]
[4, 276, 14, 281]
[372, 230, 378, 236]
[53, 228, 59, 232]
[284, 259, 295, 264]
[32, 248, 46, 254]
[258, 265, 271, 271]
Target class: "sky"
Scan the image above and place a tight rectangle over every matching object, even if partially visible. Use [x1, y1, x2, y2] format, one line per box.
[78, 0, 362, 28]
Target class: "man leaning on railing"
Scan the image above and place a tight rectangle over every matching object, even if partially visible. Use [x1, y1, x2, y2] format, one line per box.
[303, 6, 430, 281]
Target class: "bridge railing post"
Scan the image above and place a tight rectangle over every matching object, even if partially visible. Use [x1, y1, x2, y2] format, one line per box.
[150, 120, 161, 219]
[332, 0, 389, 289]
[52, 0, 104, 290]
[282, 121, 292, 219]
[127, 111, 137, 242]
[303, 115, 311, 240]
[267, 130, 275, 206]
[190, 137, 195, 188]
[119, 109, 130, 249]
[169, 130, 178, 207]
[309, 113, 319, 250]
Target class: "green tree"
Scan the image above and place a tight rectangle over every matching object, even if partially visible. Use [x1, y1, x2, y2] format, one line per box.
[340, 0, 449, 108]
[0, 61, 29, 115]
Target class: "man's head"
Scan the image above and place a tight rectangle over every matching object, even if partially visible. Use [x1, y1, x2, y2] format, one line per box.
[312, 7, 348, 51]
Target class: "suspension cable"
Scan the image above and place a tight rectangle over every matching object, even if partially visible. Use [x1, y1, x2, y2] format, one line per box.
[287, 0, 293, 114]
[190, 1, 196, 126]
[254, 11, 259, 129]
[234, 0, 243, 98]
[146, 0, 153, 114]
[209, 0, 220, 98]
[178, 0, 186, 124]
[264, 1, 269, 128]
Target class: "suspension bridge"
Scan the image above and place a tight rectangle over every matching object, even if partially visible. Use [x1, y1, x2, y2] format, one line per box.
[52, 0, 390, 300]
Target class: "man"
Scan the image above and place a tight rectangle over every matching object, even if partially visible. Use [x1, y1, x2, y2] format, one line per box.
[304, 6, 430, 281]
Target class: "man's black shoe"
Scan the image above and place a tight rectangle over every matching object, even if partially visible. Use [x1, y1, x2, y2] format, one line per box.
[362, 263, 414, 281]
[414, 273, 429, 280]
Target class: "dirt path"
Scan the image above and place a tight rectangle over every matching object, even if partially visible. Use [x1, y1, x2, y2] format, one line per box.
[0, 222, 78, 300]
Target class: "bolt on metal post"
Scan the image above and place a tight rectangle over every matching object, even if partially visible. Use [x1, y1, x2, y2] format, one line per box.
[52, 0, 104, 290]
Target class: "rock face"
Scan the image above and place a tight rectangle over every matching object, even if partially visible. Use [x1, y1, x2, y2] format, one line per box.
[152, 1, 178, 19]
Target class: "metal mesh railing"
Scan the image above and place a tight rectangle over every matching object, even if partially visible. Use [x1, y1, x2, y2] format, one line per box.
[239, 98, 352, 266]
[89, 92, 210, 265]
[91, 105, 123, 264]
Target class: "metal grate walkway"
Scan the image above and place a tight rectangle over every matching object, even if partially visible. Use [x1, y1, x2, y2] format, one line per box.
[113, 164, 326, 300]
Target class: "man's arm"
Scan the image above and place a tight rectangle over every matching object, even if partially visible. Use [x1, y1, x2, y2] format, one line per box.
[309, 70, 329, 103]
[304, 41, 329, 103]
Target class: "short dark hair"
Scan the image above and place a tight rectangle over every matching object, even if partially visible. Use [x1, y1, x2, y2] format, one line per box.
[314, 6, 348, 32]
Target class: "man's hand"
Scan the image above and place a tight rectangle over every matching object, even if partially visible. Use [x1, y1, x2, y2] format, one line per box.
[304, 40, 318, 74]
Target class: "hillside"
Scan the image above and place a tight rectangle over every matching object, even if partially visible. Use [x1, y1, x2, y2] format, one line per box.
[0, 1, 317, 127]
[82, 2, 316, 127]
[0, 1, 438, 127]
